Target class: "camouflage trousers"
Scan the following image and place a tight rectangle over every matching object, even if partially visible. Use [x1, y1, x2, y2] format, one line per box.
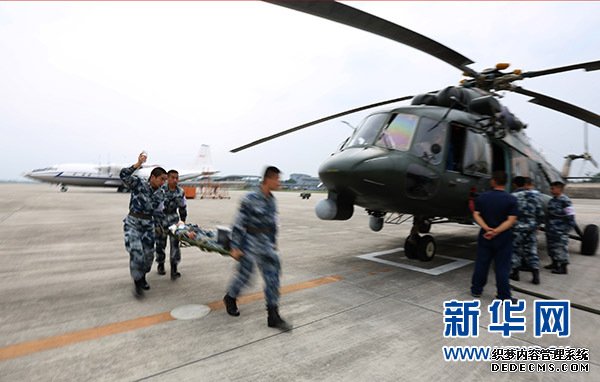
[123, 215, 156, 281]
[227, 237, 281, 307]
[546, 230, 570, 265]
[512, 229, 540, 270]
[155, 230, 181, 265]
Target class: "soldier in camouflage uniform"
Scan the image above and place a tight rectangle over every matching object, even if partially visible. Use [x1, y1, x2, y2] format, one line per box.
[223, 166, 292, 331]
[545, 181, 575, 274]
[120, 152, 167, 298]
[155, 169, 188, 280]
[510, 177, 544, 284]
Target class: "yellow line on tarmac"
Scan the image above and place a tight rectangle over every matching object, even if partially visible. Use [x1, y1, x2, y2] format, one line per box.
[0, 275, 342, 361]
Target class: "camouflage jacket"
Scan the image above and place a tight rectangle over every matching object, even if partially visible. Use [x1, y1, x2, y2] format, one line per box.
[512, 188, 544, 231]
[231, 190, 278, 250]
[120, 166, 165, 218]
[547, 194, 575, 231]
[158, 185, 187, 226]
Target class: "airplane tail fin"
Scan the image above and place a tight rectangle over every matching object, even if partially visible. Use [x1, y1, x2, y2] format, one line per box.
[193, 144, 218, 176]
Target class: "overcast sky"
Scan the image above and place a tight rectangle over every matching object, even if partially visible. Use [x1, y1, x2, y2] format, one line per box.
[1, 1, 599, 181]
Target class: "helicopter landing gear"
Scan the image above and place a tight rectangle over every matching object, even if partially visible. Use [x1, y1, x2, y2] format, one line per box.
[60, 184, 68, 192]
[581, 224, 598, 256]
[418, 219, 432, 234]
[404, 234, 418, 259]
[404, 234, 436, 261]
[404, 221, 437, 261]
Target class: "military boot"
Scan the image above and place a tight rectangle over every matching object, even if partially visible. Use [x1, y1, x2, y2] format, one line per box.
[531, 269, 540, 285]
[509, 269, 520, 282]
[223, 294, 240, 316]
[133, 279, 145, 298]
[141, 275, 150, 290]
[552, 263, 568, 274]
[157, 263, 166, 275]
[170, 262, 181, 280]
[544, 260, 557, 270]
[267, 305, 292, 331]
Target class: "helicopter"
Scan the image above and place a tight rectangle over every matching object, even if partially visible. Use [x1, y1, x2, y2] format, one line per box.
[231, 0, 599, 261]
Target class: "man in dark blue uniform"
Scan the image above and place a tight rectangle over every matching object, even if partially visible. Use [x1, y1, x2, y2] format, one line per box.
[471, 171, 519, 301]
[223, 166, 292, 331]
[120, 152, 167, 298]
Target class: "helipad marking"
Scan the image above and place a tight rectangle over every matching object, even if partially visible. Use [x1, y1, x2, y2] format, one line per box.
[357, 247, 472, 275]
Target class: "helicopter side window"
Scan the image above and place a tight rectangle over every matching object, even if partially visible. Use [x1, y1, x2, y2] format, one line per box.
[375, 113, 419, 151]
[511, 152, 529, 177]
[410, 117, 447, 165]
[345, 113, 389, 148]
[529, 161, 547, 193]
[462, 131, 492, 176]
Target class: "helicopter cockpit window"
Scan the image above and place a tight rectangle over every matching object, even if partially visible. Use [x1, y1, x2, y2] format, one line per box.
[345, 113, 389, 148]
[375, 113, 418, 151]
[462, 131, 492, 176]
[410, 117, 447, 165]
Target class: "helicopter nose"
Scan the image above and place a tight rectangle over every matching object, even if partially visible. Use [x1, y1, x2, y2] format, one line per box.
[318, 147, 392, 191]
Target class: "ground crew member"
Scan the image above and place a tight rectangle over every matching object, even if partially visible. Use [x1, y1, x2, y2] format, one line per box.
[545, 181, 575, 274]
[510, 176, 544, 284]
[155, 169, 188, 280]
[120, 152, 167, 298]
[223, 166, 292, 331]
[471, 171, 518, 301]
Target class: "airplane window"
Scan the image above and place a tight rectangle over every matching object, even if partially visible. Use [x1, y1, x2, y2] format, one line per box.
[410, 117, 447, 165]
[376, 113, 418, 151]
[345, 113, 389, 148]
[462, 131, 491, 175]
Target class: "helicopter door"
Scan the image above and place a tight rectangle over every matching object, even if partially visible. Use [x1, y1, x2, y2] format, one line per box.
[446, 124, 466, 172]
[491, 142, 508, 173]
[440, 130, 492, 216]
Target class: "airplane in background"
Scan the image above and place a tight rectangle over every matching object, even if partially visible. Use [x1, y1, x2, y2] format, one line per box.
[24, 145, 218, 192]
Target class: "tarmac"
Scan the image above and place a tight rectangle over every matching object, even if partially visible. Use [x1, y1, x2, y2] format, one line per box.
[0, 184, 598, 381]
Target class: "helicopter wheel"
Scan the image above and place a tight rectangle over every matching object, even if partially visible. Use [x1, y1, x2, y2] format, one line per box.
[416, 235, 436, 262]
[581, 224, 598, 256]
[60, 185, 68, 192]
[404, 236, 418, 259]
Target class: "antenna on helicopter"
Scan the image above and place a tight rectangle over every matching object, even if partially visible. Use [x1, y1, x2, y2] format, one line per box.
[341, 120, 356, 130]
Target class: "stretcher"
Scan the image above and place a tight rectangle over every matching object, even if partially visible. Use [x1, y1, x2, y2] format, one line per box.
[168, 223, 232, 256]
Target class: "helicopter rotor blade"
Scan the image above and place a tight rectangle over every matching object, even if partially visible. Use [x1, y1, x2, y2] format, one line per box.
[230, 95, 413, 153]
[520, 60, 600, 79]
[263, 0, 478, 77]
[512, 86, 600, 127]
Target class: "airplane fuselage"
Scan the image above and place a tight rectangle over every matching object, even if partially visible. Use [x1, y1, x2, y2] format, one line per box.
[25, 163, 127, 189]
